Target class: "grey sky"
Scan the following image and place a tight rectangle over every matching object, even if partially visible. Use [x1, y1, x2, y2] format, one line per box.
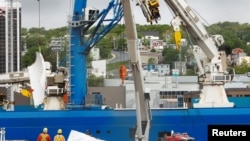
[15, 0, 250, 29]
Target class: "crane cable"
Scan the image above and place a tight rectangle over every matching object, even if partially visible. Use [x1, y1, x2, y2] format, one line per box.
[37, 0, 41, 51]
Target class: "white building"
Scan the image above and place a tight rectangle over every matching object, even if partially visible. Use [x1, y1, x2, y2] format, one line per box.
[156, 64, 170, 76]
[239, 56, 250, 65]
[143, 35, 159, 40]
[144, 64, 170, 76]
[0, 1, 21, 73]
[91, 60, 106, 77]
[90, 47, 100, 61]
[104, 74, 250, 108]
[104, 75, 199, 108]
[173, 61, 186, 75]
[150, 39, 164, 50]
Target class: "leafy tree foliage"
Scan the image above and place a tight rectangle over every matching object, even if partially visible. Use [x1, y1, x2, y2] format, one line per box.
[21, 27, 68, 70]
[96, 36, 113, 59]
[162, 47, 180, 68]
[148, 58, 156, 64]
[109, 24, 125, 35]
[46, 27, 68, 38]
[150, 48, 156, 52]
[28, 27, 46, 34]
[136, 24, 172, 39]
[25, 34, 47, 49]
[234, 59, 250, 74]
[21, 28, 28, 36]
[87, 75, 104, 87]
[117, 38, 127, 51]
[21, 46, 55, 70]
[21, 22, 250, 75]
[21, 47, 39, 68]
[208, 22, 250, 55]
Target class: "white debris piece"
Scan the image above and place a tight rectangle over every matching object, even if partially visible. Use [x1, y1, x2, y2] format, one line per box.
[67, 130, 105, 141]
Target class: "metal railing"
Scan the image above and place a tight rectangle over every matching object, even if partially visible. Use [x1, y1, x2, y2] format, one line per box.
[0, 128, 5, 141]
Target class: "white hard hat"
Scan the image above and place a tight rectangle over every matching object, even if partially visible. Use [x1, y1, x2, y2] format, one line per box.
[43, 128, 48, 133]
[57, 129, 62, 134]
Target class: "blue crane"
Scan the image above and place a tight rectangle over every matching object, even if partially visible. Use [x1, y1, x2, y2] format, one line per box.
[68, 0, 123, 107]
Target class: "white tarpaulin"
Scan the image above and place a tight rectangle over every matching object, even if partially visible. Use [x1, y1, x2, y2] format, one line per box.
[27, 52, 46, 107]
[67, 130, 105, 141]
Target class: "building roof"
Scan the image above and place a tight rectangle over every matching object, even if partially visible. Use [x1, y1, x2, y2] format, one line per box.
[232, 48, 244, 54]
[141, 31, 159, 37]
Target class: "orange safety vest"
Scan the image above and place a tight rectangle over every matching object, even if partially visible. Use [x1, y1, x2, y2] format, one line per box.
[119, 65, 127, 84]
[54, 134, 65, 141]
[38, 133, 50, 141]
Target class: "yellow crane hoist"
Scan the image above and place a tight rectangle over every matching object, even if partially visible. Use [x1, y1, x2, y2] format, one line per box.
[174, 30, 182, 50]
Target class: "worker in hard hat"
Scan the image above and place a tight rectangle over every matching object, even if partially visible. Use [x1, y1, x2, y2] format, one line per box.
[37, 127, 51, 141]
[53, 129, 65, 141]
[86, 130, 92, 136]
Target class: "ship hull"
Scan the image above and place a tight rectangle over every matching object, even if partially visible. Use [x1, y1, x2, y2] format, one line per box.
[1, 107, 250, 141]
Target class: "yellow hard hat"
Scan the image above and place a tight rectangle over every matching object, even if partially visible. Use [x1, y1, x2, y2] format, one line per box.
[43, 128, 48, 133]
[57, 129, 62, 134]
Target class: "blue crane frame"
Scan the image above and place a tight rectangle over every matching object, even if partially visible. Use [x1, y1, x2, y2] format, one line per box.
[69, 0, 123, 106]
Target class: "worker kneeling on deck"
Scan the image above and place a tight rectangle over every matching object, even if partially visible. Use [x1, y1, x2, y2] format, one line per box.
[54, 129, 65, 141]
[37, 127, 51, 141]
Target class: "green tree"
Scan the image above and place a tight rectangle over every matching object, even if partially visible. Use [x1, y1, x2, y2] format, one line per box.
[46, 27, 68, 39]
[148, 58, 156, 64]
[26, 34, 47, 49]
[234, 59, 250, 74]
[21, 47, 39, 68]
[42, 47, 57, 71]
[208, 22, 248, 55]
[117, 38, 127, 51]
[21, 47, 55, 69]
[142, 38, 150, 46]
[87, 53, 93, 68]
[20, 27, 68, 70]
[150, 48, 156, 52]
[96, 37, 112, 59]
[21, 22, 250, 73]
[162, 47, 180, 68]
[87, 75, 104, 87]
[136, 24, 172, 39]
[21, 28, 28, 36]
[185, 69, 196, 76]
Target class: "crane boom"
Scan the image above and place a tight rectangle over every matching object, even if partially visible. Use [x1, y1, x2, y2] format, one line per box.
[68, 0, 155, 139]
[164, 0, 234, 108]
[121, 0, 155, 140]
[68, 0, 123, 107]
[165, 0, 220, 59]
